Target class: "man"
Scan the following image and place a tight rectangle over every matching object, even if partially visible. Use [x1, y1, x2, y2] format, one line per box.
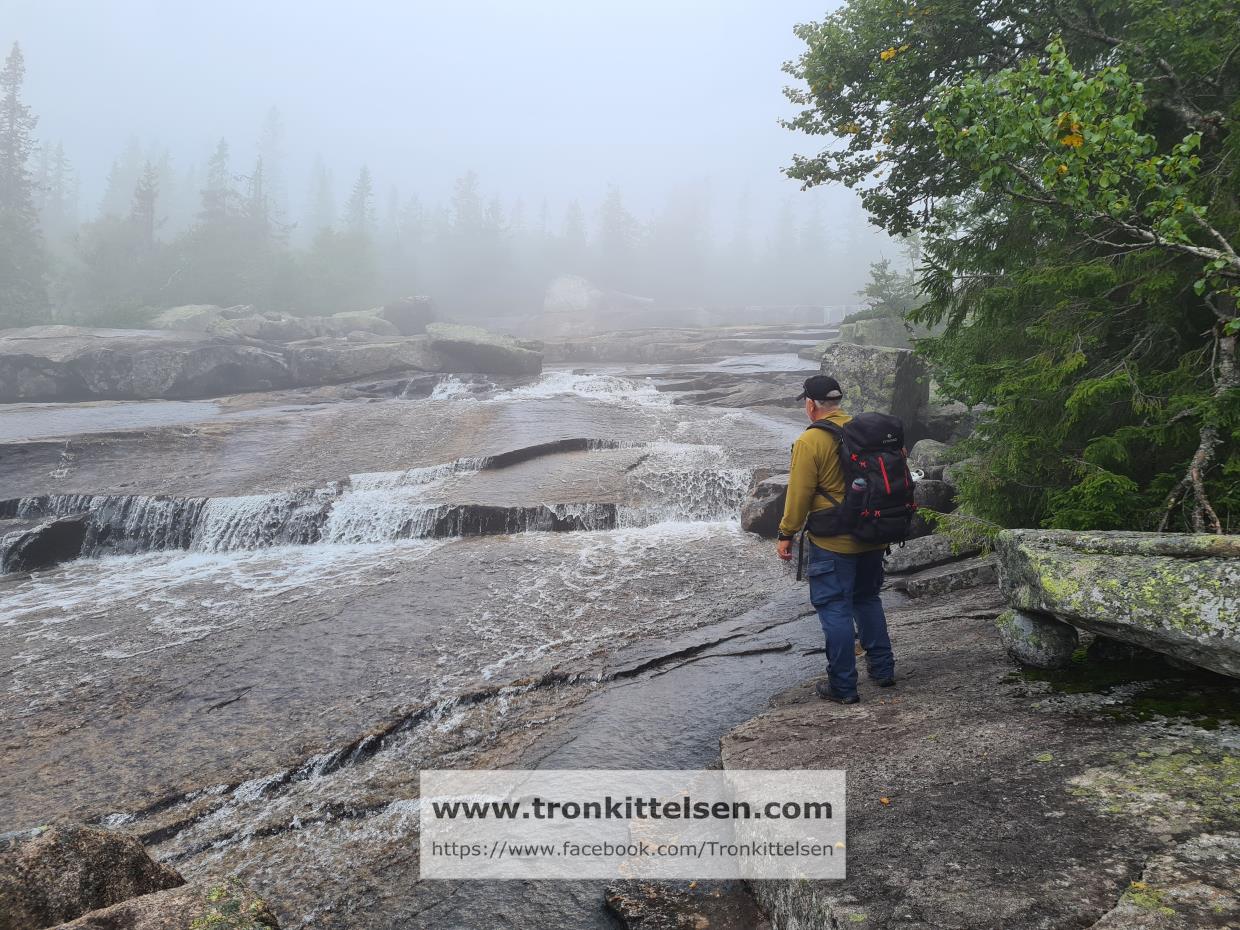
[776, 375, 896, 705]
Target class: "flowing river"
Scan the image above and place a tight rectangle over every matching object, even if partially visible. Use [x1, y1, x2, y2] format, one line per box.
[1, 346, 830, 928]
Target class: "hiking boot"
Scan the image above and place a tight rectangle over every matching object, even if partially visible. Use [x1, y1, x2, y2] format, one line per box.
[815, 681, 859, 704]
[874, 676, 896, 688]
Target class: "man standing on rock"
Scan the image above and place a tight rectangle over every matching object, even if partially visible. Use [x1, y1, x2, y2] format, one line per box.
[776, 375, 896, 704]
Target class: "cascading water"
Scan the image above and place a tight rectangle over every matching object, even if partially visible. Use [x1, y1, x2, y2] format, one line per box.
[2, 437, 754, 568]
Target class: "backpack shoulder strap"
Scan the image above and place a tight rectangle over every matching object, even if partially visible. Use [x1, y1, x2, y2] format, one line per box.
[803, 419, 851, 506]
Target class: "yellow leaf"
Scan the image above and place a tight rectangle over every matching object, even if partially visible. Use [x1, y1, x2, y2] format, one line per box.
[880, 47, 898, 61]
[1057, 164, 1069, 175]
[1059, 133, 1084, 148]
[879, 796, 891, 805]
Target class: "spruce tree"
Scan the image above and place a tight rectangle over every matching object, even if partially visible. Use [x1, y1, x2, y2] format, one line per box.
[0, 42, 48, 326]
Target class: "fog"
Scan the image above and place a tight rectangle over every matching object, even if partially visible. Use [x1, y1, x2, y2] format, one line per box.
[3, 0, 894, 327]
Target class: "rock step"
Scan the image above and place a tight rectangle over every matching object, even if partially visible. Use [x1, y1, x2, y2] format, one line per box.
[884, 534, 982, 575]
[889, 555, 998, 598]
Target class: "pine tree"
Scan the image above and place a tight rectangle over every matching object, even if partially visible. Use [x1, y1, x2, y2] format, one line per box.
[200, 138, 234, 223]
[130, 161, 159, 251]
[306, 156, 335, 236]
[595, 185, 640, 290]
[560, 200, 588, 274]
[0, 42, 48, 325]
[344, 165, 375, 238]
[256, 106, 286, 221]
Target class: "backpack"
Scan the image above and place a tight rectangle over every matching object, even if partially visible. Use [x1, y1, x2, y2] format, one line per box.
[802, 412, 917, 545]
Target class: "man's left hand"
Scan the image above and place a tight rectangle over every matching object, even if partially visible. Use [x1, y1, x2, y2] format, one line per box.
[776, 538, 793, 561]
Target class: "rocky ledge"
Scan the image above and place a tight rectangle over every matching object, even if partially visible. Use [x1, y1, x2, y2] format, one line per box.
[0, 320, 541, 403]
[720, 574, 1240, 930]
[995, 530, 1240, 678]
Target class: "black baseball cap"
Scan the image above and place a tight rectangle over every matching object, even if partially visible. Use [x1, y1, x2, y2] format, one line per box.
[797, 375, 843, 402]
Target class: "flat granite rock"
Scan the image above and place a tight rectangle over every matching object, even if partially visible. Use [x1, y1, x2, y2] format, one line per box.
[720, 582, 1240, 930]
[996, 530, 1240, 678]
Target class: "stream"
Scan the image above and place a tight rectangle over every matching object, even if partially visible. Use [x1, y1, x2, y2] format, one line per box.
[1, 349, 830, 928]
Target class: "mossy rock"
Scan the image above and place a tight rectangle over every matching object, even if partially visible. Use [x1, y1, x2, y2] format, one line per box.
[995, 530, 1240, 678]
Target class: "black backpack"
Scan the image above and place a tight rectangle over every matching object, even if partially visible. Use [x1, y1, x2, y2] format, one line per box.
[802, 412, 917, 545]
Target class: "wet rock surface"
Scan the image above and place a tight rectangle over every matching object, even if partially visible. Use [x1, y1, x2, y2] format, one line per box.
[721, 581, 1240, 930]
[740, 474, 789, 538]
[996, 530, 1240, 677]
[0, 513, 87, 572]
[0, 341, 826, 929]
[0, 825, 183, 929]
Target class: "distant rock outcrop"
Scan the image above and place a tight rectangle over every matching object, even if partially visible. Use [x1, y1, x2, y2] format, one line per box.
[425, 323, 543, 376]
[996, 530, 1240, 678]
[0, 326, 292, 402]
[541, 275, 657, 338]
[0, 322, 543, 402]
[375, 296, 435, 336]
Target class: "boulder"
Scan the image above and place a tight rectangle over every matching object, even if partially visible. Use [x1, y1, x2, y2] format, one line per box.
[328, 310, 400, 338]
[1, 514, 87, 573]
[425, 323, 543, 376]
[818, 342, 929, 432]
[942, 458, 975, 495]
[51, 879, 279, 930]
[147, 305, 227, 332]
[838, 316, 914, 349]
[994, 608, 1079, 669]
[909, 439, 952, 468]
[923, 399, 980, 443]
[377, 296, 435, 336]
[995, 530, 1240, 678]
[914, 479, 956, 514]
[206, 312, 316, 342]
[0, 825, 183, 930]
[0, 326, 293, 402]
[740, 474, 790, 538]
[283, 336, 446, 384]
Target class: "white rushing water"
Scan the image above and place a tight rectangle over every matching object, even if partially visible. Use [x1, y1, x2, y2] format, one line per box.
[7, 438, 752, 559]
[496, 371, 671, 406]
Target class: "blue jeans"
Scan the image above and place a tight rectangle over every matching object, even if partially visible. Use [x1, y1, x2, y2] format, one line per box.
[805, 542, 895, 699]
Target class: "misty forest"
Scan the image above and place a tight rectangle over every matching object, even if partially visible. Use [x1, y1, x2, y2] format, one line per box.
[1, 1, 1238, 929]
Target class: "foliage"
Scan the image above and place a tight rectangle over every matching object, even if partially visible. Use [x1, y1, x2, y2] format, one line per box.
[0, 42, 48, 325]
[785, 0, 1240, 532]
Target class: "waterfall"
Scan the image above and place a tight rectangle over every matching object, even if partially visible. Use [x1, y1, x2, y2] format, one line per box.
[1, 442, 751, 569]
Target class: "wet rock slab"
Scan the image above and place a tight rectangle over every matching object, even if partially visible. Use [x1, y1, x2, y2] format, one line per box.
[720, 582, 1240, 930]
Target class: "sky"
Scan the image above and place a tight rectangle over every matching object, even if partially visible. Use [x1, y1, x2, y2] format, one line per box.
[3, 0, 878, 243]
